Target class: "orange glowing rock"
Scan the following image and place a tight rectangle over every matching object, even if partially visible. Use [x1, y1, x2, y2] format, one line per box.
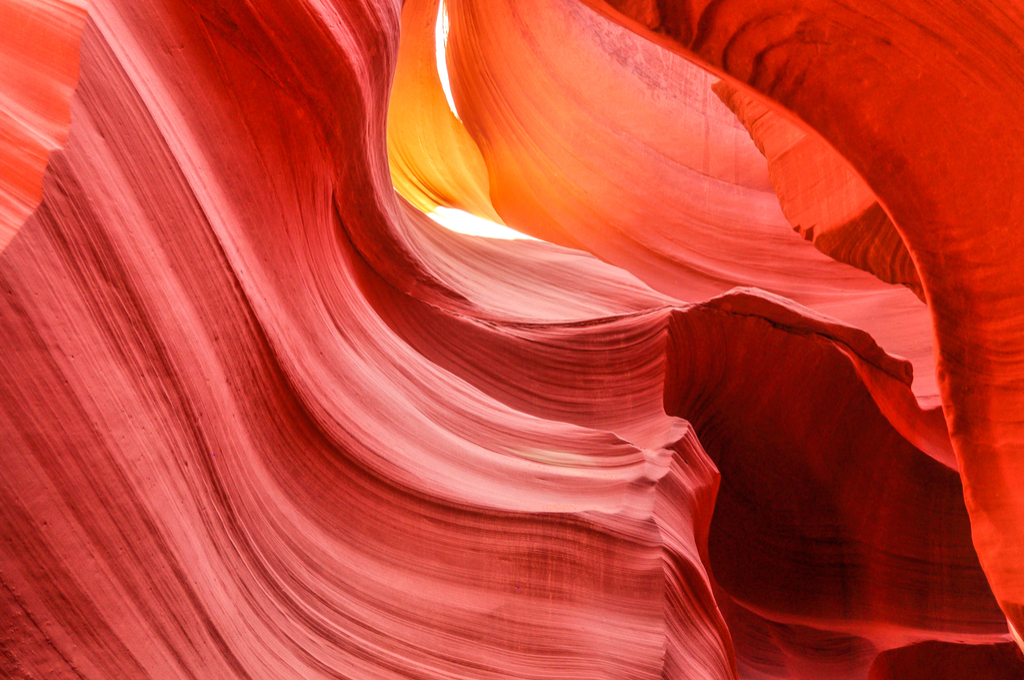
[713, 80, 924, 300]
[386, 0, 501, 224]
[583, 0, 1024, 647]
[0, 0, 86, 251]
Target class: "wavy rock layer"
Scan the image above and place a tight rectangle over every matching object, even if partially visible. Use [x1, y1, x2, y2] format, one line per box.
[385, 0, 500, 223]
[1, 0, 1023, 678]
[438, 0, 939, 407]
[712, 81, 923, 300]
[0, 0, 86, 250]
[582, 0, 1024, 640]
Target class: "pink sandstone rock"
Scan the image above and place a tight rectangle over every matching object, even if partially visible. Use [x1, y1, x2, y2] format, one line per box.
[1, 0, 1023, 678]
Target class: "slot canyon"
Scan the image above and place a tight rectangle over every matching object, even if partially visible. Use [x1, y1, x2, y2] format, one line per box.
[2, 0, 1024, 677]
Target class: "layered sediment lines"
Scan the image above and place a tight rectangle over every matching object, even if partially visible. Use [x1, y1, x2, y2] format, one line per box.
[581, 0, 1024, 646]
[0, 0, 1022, 678]
[0, 0, 86, 251]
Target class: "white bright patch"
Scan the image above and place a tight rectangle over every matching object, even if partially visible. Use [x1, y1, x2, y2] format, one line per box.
[435, 0, 460, 119]
[428, 206, 538, 240]
[427, 3, 532, 241]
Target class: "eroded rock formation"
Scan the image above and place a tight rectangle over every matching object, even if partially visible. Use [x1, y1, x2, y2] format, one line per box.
[1, 0, 1023, 678]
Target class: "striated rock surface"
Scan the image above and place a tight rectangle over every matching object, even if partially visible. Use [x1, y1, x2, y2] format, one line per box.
[711, 81, 924, 301]
[438, 0, 939, 407]
[1, 0, 1023, 678]
[0, 0, 86, 251]
[581, 0, 1024, 653]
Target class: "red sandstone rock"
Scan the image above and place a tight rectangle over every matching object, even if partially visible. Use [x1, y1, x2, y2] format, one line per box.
[441, 0, 938, 407]
[712, 80, 924, 300]
[868, 641, 1024, 680]
[0, 0, 86, 251]
[582, 0, 1024, 647]
[1, 0, 1022, 678]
